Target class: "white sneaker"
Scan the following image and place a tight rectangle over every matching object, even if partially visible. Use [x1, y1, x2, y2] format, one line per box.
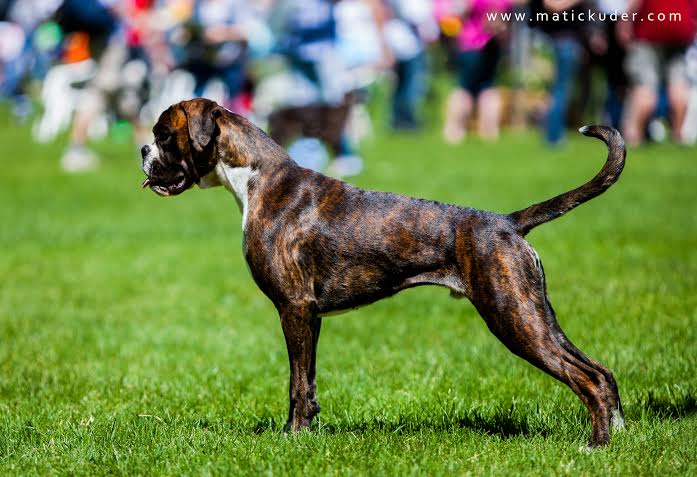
[327, 155, 363, 178]
[60, 146, 99, 173]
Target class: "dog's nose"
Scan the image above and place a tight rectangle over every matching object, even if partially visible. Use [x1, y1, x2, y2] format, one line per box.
[141, 145, 150, 159]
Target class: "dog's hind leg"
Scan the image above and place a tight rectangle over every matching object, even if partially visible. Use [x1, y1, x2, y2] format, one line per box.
[468, 240, 623, 448]
[541, 283, 624, 432]
[279, 304, 322, 432]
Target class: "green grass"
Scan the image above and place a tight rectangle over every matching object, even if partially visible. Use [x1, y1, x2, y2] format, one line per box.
[1, 115, 696, 475]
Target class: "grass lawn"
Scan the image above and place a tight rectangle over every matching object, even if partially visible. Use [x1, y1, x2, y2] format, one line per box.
[1, 114, 695, 475]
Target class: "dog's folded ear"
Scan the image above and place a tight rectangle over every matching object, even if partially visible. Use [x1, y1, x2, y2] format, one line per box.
[181, 99, 223, 153]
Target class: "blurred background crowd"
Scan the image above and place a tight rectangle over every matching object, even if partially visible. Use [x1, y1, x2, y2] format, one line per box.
[1, 0, 695, 175]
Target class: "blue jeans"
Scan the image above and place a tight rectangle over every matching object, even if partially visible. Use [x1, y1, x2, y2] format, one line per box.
[546, 37, 582, 144]
[1, 34, 33, 98]
[1, 54, 25, 97]
[391, 52, 427, 129]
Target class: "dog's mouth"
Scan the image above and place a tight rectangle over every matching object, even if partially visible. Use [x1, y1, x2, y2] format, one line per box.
[142, 172, 191, 196]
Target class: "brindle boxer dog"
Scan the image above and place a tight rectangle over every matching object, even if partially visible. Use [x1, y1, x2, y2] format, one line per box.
[267, 92, 358, 157]
[141, 98, 626, 448]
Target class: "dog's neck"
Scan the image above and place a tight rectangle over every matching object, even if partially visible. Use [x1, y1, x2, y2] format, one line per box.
[199, 162, 258, 231]
[197, 115, 293, 231]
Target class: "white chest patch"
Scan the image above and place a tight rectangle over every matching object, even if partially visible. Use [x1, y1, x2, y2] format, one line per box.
[216, 162, 257, 230]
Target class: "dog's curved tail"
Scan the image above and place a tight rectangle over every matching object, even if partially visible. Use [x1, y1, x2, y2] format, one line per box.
[509, 125, 626, 236]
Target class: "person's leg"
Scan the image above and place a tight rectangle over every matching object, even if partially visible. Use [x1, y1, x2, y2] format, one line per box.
[622, 42, 660, 146]
[443, 88, 473, 143]
[444, 50, 480, 143]
[0, 29, 29, 98]
[545, 36, 582, 144]
[221, 61, 245, 102]
[623, 86, 657, 145]
[392, 52, 426, 130]
[291, 56, 321, 88]
[666, 48, 690, 143]
[605, 85, 625, 130]
[62, 35, 127, 171]
[667, 82, 689, 143]
[476, 88, 502, 140]
[474, 41, 503, 140]
[189, 62, 214, 98]
[391, 59, 410, 128]
[2, 36, 36, 119]
[327, 132, 364, 178]
[603, 20, 627, 129]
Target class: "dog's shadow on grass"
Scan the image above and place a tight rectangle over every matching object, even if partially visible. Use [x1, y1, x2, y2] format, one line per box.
[316, 413, 545, 438]
[252, 408, 549, 439]
[633, 387, 697, 420]
[249, 387, 697, 437]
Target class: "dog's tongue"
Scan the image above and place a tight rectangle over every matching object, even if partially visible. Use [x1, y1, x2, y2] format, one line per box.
[142, 178, 150, 188]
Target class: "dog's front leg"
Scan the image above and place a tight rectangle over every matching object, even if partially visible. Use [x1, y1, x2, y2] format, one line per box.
[279, 305, 322, 432]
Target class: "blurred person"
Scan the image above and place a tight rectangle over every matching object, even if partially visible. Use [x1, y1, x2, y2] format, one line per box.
[436, 0, 512, 143]
[0, 0, 63, 117]
[32, 31, 95, 143]
[529, 0, 589, 145]
[589, 0, 628, 128]
[58, 0, 157, 172]
[174, 0, 252, 108]
[682, 38, 697, 144]
[383, 0, 438, 131]
[56, 0, 118, 171]
[618, 0, 696, 145]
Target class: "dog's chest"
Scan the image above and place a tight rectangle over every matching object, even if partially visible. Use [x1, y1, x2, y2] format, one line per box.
[216, 162, 257, 230]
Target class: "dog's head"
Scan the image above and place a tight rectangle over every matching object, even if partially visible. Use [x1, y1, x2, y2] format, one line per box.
[141, 98, 225, 196]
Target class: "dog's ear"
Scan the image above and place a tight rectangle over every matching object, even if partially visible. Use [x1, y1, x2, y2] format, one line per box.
[181, 99, 223, 153]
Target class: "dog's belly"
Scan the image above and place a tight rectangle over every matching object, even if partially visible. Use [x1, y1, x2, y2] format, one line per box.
[308, 225, 468, 314]
[315, 269, 467, 316]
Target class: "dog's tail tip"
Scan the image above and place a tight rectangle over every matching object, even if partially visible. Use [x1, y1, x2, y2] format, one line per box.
[578, 124, 624, 145]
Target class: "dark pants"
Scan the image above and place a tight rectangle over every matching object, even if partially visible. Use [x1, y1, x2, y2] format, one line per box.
[455, 40, 501, 96]
[188, 61, 245, 100]
[391, 52, 427, 130]
[546, 36, 583, 144]
[601, 21, 627, 128]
